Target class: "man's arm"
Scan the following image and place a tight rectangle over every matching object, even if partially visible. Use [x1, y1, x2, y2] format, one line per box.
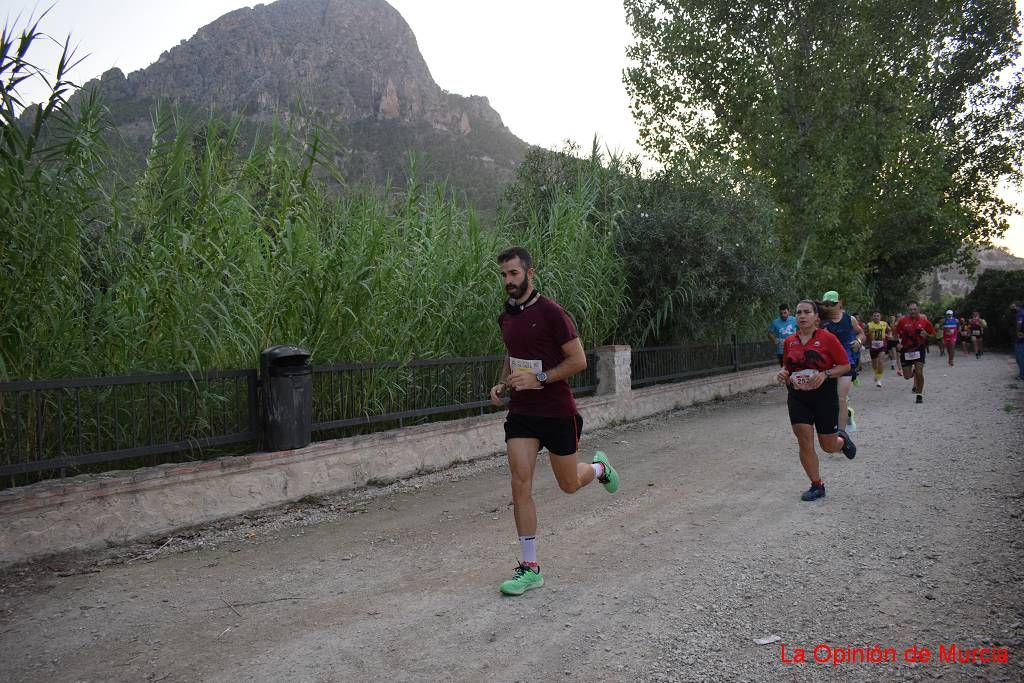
[544, 337, 587, 384]
[506, 338, 587, 390]
[490, 356, 513, 406]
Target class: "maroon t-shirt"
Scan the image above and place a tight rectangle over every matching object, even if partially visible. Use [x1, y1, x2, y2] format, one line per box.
[498, 296, 579, 417]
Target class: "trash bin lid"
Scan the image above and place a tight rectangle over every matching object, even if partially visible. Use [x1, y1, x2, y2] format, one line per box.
[261, 345, 312, 362]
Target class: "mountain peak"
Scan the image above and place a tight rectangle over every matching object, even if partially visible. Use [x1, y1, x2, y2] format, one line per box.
[122, 0, 449, 124]
[79, 0, 527, 211]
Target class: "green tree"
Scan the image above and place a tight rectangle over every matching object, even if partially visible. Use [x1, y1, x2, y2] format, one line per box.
[956, 268, 1024, 348]
[624, 0, 1024, 308]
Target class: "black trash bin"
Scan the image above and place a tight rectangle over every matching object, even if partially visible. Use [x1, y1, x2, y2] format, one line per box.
[260, 345, 312, 451]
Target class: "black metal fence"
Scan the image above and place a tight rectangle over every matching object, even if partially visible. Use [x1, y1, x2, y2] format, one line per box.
[631, 338, 776, 388]
[309, 352, 598, 434]
[1, 341, 769, 487]
[0, 370, 258, 482]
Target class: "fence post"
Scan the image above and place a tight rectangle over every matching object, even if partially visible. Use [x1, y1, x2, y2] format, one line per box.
[594, 346, 632, 396]
[731, 335, 739, 372]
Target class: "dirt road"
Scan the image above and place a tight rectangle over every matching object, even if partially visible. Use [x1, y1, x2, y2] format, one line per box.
[2, 353, 1022, 682]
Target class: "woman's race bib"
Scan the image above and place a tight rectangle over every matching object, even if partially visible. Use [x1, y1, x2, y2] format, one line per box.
[904, 350, 921, 361]
[791, 369, 819, 386]
[871, 340, 885, 349]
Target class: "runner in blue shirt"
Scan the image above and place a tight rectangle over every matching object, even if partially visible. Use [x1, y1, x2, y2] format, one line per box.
[769, 304, 797, 366]
[820, 290, 865, 432]
[941, 310, 959, 366]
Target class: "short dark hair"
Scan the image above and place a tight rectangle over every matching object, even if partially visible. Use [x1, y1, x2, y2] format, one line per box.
[497, 246, 532, 270]
[779, 303, 790, 311]
[907, 300, 919, 307]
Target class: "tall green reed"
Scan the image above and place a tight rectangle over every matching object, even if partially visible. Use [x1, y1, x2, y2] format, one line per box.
[1, 18, 627, 382]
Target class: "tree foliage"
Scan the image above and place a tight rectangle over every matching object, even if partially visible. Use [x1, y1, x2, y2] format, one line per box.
[624, 0, 1024, 308]
[500, 145, 787, 344]
[955, 268, 1024, 348]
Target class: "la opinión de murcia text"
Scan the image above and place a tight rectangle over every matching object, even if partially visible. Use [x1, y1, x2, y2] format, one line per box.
[780, 643, 1010, 667]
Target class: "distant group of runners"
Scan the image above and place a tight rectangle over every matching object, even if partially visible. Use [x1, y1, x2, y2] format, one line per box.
[769, 292, 1008, 504]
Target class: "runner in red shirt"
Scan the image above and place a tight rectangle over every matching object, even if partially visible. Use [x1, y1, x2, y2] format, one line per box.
[968, 311, 987, 359]
[894, 301, 936, 403]
[488, 246, 619, 596]
[776, 299, 857, 502]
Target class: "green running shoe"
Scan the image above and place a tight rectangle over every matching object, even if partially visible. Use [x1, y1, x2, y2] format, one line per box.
[499, 563, 544, 595]
[592, 451, 619, 493]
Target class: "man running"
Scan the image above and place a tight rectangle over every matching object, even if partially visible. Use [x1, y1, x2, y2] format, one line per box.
[894, 301, 936, 404]
[819, 291, 865, 431]
[941, 309, 958, 366]
[968, 311, 987, 359]
[865, 311, 890, 387]
[769, 303, 797, 367]
[886, 314, 899, 370]
[489, 246, 619, 596]
[959, 317, 972, 355]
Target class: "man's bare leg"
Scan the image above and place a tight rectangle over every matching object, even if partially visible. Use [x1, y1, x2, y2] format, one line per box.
[837, 376, 852, 430]
[547, 451, 596, 493]
[507, 438, 540, 536]
[913, 362, 925, 395]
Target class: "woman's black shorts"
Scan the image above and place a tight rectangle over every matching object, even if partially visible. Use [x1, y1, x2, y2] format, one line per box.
[787, 380, 839, 435]
[504, 412, 582, 456]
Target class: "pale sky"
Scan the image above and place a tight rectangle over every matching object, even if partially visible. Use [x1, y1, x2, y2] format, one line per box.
[2, 0, 1022, 256]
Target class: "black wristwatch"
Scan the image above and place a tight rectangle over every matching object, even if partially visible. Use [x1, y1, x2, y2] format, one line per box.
[536, 371, 548, 385]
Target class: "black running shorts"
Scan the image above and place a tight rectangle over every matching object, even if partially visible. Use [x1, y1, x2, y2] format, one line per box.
[504, 412, 582, 456]
[900, 348, 925, 367]
[787, 381, 839, 435]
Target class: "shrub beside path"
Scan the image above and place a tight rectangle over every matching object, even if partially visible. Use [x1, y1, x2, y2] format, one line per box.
[2, 353, 1022, 681]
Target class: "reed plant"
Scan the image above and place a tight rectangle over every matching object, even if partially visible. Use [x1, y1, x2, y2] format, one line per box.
[0, 18, 625, 382]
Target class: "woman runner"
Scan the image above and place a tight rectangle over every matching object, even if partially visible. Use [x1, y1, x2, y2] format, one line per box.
[777, 299, 857, 502]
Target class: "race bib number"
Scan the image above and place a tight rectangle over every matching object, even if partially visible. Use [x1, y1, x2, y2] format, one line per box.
[904, 350, 921, 361]
[510, 357, 542, 374]
[871, 340, 885, 349]
[791, 369, 819, 386]
[972, 330, 981, 336]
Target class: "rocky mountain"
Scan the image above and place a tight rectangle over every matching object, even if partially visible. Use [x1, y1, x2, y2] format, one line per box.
[923, 246, 1024, 300]
[80, 0, 528, 212]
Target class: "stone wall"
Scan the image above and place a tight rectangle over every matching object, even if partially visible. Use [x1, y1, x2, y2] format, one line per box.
[0, 348, 775, 566]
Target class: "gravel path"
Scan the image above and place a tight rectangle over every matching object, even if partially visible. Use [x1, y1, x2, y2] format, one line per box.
[1, 352, 1022, 682]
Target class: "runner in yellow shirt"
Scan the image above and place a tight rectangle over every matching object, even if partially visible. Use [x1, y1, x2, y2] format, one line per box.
[865, 311, 890, 387]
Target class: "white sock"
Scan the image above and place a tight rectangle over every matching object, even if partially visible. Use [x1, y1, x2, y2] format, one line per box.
[519, 536, 537, 564]
[591, 462, 605, 478]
